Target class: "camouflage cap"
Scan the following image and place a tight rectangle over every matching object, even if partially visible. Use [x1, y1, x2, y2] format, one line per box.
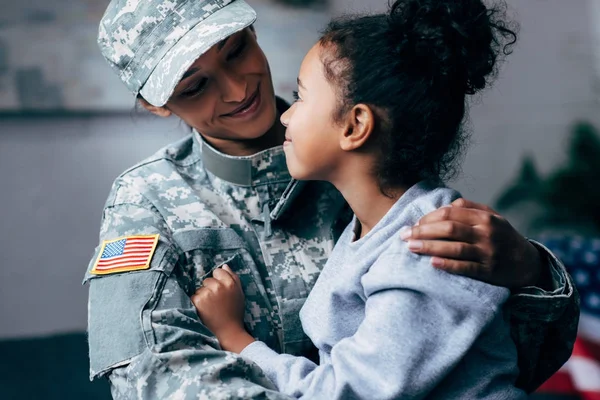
[98, 0, 257, 106]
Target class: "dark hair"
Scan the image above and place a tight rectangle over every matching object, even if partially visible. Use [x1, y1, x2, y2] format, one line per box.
[319, 0, 517, 193]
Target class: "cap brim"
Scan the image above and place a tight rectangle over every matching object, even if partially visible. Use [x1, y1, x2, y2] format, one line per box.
[139, 0, 257, 107]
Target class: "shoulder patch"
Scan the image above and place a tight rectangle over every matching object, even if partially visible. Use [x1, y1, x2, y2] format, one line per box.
[91, 235, 160, 275]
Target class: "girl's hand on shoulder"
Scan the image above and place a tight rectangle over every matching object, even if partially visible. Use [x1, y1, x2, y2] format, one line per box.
[191, 265, 254, 352]
[399, 198, 542, 289]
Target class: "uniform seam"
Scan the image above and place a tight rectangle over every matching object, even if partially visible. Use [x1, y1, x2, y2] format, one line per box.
[117, 152, 202, 179]
[104, 191, 184, 261]
[141, 272, 171, 349]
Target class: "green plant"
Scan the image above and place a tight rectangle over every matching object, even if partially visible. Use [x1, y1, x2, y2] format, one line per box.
[495, 122, 600, 234]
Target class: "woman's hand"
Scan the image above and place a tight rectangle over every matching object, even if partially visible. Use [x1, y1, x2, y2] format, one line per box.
[400, 198, 542, 289]
[191, 265, 255, 353]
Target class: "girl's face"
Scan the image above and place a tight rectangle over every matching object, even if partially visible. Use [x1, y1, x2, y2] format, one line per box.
[281, 43, 345, 181]
[164, 28, 278, 143]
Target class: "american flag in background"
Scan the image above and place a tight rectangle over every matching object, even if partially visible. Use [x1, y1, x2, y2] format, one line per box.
[536, 236, 600, 400]
[91, 234, 159, 275]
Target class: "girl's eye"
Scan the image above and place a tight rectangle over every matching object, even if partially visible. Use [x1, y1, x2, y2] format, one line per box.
[181, 79, 208, 98]
[292, 91, 300, 101]
[227, 38, 247, 61]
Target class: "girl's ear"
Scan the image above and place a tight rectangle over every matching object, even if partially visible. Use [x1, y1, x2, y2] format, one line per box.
[339, 104, 375, 151]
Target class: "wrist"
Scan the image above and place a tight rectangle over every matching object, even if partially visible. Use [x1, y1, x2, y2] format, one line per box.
[520, 241, 543, 287]
[218, 328, 255, 354]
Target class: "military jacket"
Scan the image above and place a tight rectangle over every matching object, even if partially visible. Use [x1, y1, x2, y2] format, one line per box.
[85, 129, 578, 399]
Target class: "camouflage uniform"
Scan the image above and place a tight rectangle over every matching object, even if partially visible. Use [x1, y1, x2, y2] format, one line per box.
[87, 0, 578, 398]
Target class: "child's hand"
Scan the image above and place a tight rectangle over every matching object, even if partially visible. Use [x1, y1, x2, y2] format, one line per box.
[191, 265, 254, 352]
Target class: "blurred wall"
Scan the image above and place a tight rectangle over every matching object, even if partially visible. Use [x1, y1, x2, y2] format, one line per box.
[458, 0, 600, 201]
[1, 0, 599, 338]
[0, 115, 186, 338]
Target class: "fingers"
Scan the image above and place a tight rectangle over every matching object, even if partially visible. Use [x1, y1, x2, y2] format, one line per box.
[222, 265, 242, 287]
[417, 205, 499, 227]
[191, 266, 239, 310]
[401, 221, 479, 244]
[212, 266, 237, 287]
[405, 240, 484, 262]
[450, 198, 499, 215]
[191, 287, 209, 309]
[195, 265, 240, 295]
[430, 258, 491, 282]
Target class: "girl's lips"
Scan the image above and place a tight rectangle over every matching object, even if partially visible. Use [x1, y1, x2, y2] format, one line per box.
[283, 134, 292, 146]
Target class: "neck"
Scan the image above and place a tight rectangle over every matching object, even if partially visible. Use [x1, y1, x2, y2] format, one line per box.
[202, 114, 287, 157]
[332, 167, 407, 239]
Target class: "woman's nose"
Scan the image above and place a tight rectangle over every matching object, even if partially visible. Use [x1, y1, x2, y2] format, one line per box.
[221, 74, 247, 103]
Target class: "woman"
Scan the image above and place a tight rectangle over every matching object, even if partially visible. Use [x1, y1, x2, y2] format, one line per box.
[85, 0, 577, 399]
[192, 0, 529, 398]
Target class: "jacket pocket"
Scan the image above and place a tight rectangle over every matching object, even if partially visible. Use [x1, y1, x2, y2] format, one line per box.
[173, 228, 282, 351]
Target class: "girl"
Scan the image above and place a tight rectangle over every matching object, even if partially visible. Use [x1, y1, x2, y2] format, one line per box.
[193, 0, 528, 398]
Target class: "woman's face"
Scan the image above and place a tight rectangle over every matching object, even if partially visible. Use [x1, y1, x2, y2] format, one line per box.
[280, 43, 344, 182]
[164, 28, 278, 142]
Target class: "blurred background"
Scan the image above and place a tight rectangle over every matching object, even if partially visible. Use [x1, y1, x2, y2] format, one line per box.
[0, 0, 598, 399]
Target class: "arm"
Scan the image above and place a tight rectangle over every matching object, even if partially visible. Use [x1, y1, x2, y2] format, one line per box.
[505, 239, 579, 391]
[401, 198, 580, 392]
[194, 250, 518, 399]
[85, 186, 290, 400]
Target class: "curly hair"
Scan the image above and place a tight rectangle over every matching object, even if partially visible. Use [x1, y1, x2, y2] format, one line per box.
[318, 0, 517, 194]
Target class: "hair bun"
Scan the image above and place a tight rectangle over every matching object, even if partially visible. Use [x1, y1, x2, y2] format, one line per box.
[388, 0, 516, 94]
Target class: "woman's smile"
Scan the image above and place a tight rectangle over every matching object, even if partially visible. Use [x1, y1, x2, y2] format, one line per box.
[222, 83, 263, 121]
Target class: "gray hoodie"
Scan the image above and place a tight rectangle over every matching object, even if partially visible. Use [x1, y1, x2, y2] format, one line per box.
[241, 181, 527, 399]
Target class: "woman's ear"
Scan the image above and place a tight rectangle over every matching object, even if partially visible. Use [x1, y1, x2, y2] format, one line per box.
[138, 97, 172, 118]
[248, 25, 257, 39]
[339, 104, 375, 151]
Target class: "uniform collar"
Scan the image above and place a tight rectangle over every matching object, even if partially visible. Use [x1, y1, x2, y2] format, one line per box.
[195, 132, 305, 222]
[196, 134, 291, 187]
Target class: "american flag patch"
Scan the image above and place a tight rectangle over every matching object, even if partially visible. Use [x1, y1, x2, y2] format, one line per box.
[90, 234, 159, 275]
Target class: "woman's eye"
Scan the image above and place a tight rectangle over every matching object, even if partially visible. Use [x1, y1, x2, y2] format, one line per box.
[181, 79, 207, 98]
[292, 91, 300, 101]
[227, 39, 247, 61]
